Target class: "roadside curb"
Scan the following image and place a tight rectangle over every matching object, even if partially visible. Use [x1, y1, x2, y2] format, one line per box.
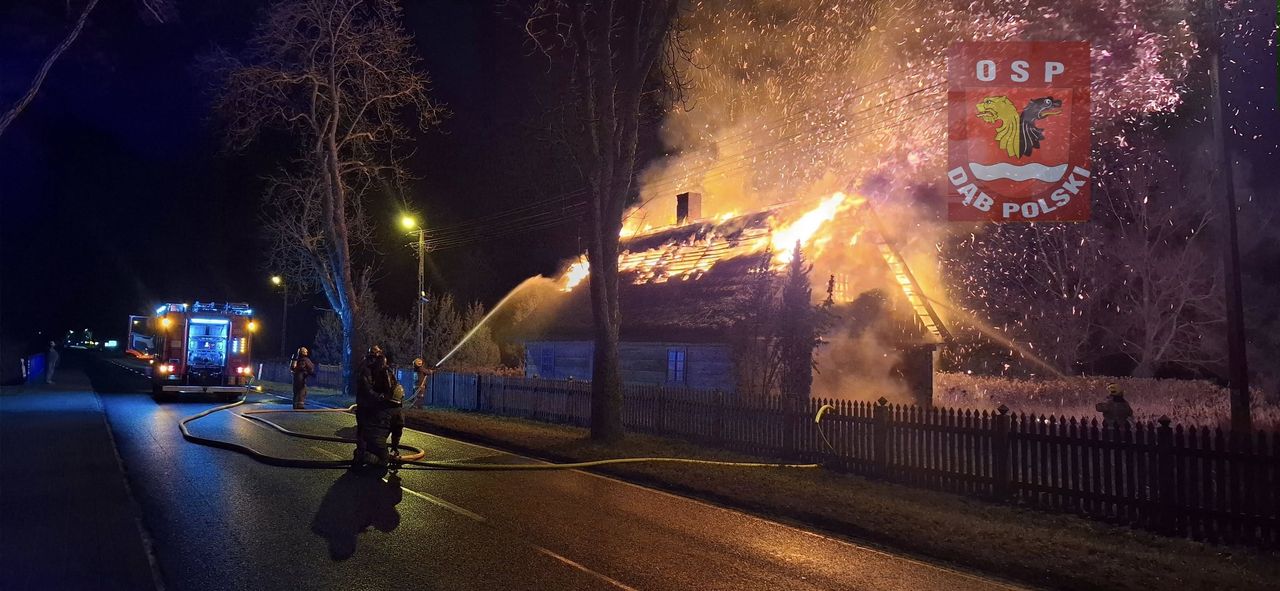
[93, 389, 168, 591]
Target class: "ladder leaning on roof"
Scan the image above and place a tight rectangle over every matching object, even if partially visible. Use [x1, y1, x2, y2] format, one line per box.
[848, 196, 952, 344]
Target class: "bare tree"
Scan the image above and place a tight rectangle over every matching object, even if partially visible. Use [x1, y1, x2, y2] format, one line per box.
[523, 0, 686, 441]
[213, 0, 443, 396]
[1097, 144, 1224, 377]
[0, 0, 171, 138]
[946, 223, 1106, 374]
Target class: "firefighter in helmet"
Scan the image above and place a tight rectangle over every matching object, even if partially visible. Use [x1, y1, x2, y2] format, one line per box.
[1095, 383, 1134, 427]
[353, 345, 403, 469]
[411, 357, 433, 408]
[290, 346, 315, 409]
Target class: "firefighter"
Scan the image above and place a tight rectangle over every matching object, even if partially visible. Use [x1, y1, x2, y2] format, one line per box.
[353, 346, 401, 469]
[387, 354, 406, 460]
[289, 346, 315, 409]
[410, 357, 432, 409]
[1095, 383, 1134, 427]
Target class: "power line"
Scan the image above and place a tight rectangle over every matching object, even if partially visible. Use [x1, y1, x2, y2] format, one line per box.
[423, 72, 932, 243]
[425, 98, 937, 252]
[421, 82, 945, 251]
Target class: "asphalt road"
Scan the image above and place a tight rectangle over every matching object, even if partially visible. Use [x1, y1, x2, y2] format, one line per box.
[88, 357, 1022, 591]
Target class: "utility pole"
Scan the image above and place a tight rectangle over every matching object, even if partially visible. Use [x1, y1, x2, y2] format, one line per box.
[1205, 0, 1251, 433]
[271, 275, 289, 359]
[401, 214, 426, 360]
[417, 227, 425, 360]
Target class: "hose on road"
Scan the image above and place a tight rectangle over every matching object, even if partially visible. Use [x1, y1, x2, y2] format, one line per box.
[179, 397, 823, 472]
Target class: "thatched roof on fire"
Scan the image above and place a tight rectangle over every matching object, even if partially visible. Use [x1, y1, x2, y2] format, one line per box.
[530, 205, 945, 346]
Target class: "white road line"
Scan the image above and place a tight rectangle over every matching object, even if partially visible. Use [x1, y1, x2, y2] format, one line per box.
[218, 403, 637, 590]
[144, 367, 1009, 591]
[394, 421, 1025, 591]
[397, 484, 639, 591]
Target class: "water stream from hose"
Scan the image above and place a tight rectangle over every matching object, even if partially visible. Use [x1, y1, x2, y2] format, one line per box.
[435, 275, 547, 368]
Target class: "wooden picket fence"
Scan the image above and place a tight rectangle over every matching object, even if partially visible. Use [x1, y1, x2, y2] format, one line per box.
[413, 371, 1280, 547]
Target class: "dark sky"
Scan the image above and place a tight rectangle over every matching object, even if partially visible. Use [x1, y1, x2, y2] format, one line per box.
[1, 1, 1276, 356]
[0, 1, 585, 354]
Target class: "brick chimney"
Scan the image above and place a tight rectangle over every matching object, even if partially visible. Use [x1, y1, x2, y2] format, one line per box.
[676, 192, 702, 224]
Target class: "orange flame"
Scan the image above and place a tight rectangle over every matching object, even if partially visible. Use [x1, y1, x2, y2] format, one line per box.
[771, 192, 849, 264]
[560, 256, 590, 292]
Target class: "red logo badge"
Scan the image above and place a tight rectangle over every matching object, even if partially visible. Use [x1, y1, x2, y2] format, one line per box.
[947, 42, 1091, 222]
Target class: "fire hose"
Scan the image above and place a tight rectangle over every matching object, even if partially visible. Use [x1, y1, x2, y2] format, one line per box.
[179, 397, 827, 471]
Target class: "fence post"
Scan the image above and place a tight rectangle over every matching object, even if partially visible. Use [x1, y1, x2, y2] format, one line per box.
[1156, 415, 1175, 534]
[475, 373, 483, 411]
[782, 397, 797, 459]
[993, 404, 1011, 500]
[712, 390, 724, 446]
[656, 387, 666, 434]
[873, 397, 889, 477]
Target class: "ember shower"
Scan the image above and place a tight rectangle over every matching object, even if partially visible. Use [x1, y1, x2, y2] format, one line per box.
[556, 0, 1201, 399]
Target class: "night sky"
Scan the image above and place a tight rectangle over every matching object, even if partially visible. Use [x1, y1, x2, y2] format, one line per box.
[1, 1, 1276, 358]
[1, 1, 589, 355]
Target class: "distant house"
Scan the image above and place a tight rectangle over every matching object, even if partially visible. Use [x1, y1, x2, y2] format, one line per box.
[525, 192, 950, 403]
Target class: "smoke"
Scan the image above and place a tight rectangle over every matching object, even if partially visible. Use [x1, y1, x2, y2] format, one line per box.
[621, 0, 1198, 390]
[814, 327, 910, 402]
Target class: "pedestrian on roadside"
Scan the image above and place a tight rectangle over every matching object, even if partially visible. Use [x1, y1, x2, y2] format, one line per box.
[410, 357, 432, 409]
[1095, 383, 1134, 427]
[290, 346, 316, 409]
[45, 341, 59, 385]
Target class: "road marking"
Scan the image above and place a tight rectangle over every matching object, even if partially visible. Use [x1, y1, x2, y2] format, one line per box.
[212, 402, 637, 590]
[397, 483, 638, 591]
[108, 356, 1005, 591]
[394, 422, 1025, 591]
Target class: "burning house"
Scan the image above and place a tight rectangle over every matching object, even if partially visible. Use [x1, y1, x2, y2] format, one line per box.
[528, 192, 950, 405]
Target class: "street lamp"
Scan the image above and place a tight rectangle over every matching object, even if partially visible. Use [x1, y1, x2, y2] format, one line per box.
[401, 214, 426, 360]
[270, 275, 288, 359]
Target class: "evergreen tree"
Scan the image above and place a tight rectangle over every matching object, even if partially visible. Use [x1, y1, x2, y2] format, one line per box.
[779, 242, 820, 402]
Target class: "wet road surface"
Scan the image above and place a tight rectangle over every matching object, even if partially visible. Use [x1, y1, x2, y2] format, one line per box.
[91, 359, 1024, 591]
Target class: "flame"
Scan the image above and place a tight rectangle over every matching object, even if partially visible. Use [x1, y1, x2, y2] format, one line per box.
[771, 192, 849, 264]
[560, 256, 590, 292]
[552, 190, 948, 343]
[557, 192, 859, 289]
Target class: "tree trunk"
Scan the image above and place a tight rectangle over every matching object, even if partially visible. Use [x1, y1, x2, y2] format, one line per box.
[340, 308, 358, 398]
[587, 203, 624, 442]
[1132, 358, 1155, 378]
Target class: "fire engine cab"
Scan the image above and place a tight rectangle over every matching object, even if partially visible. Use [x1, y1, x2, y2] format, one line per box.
[147, 302, 257, 400]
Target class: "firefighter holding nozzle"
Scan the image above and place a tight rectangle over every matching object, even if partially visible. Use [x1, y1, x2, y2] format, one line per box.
[411, 357, 433, 408]
[1095, 383, 1134, 427]
[353, 346, 406, 469]
[289, 346, 315, 409]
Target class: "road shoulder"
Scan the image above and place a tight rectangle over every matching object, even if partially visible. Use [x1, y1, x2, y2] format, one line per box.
[0, 373, 163, 591]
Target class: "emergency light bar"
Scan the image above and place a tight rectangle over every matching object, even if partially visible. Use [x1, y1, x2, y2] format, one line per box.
[189, 318, 230, 325]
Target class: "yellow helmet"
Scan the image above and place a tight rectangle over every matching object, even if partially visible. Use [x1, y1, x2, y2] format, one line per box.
[1106, 383, 1121, 395]
[297, 346, 309, 357]
[413, 357, 424, 368]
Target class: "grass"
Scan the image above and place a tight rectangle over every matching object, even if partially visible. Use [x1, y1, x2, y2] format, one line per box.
[404, 407, 1280, 591]
[936, 373, 1280, 430]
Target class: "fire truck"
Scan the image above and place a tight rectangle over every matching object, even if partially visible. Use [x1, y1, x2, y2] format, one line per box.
[145, 302, 258, 400]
